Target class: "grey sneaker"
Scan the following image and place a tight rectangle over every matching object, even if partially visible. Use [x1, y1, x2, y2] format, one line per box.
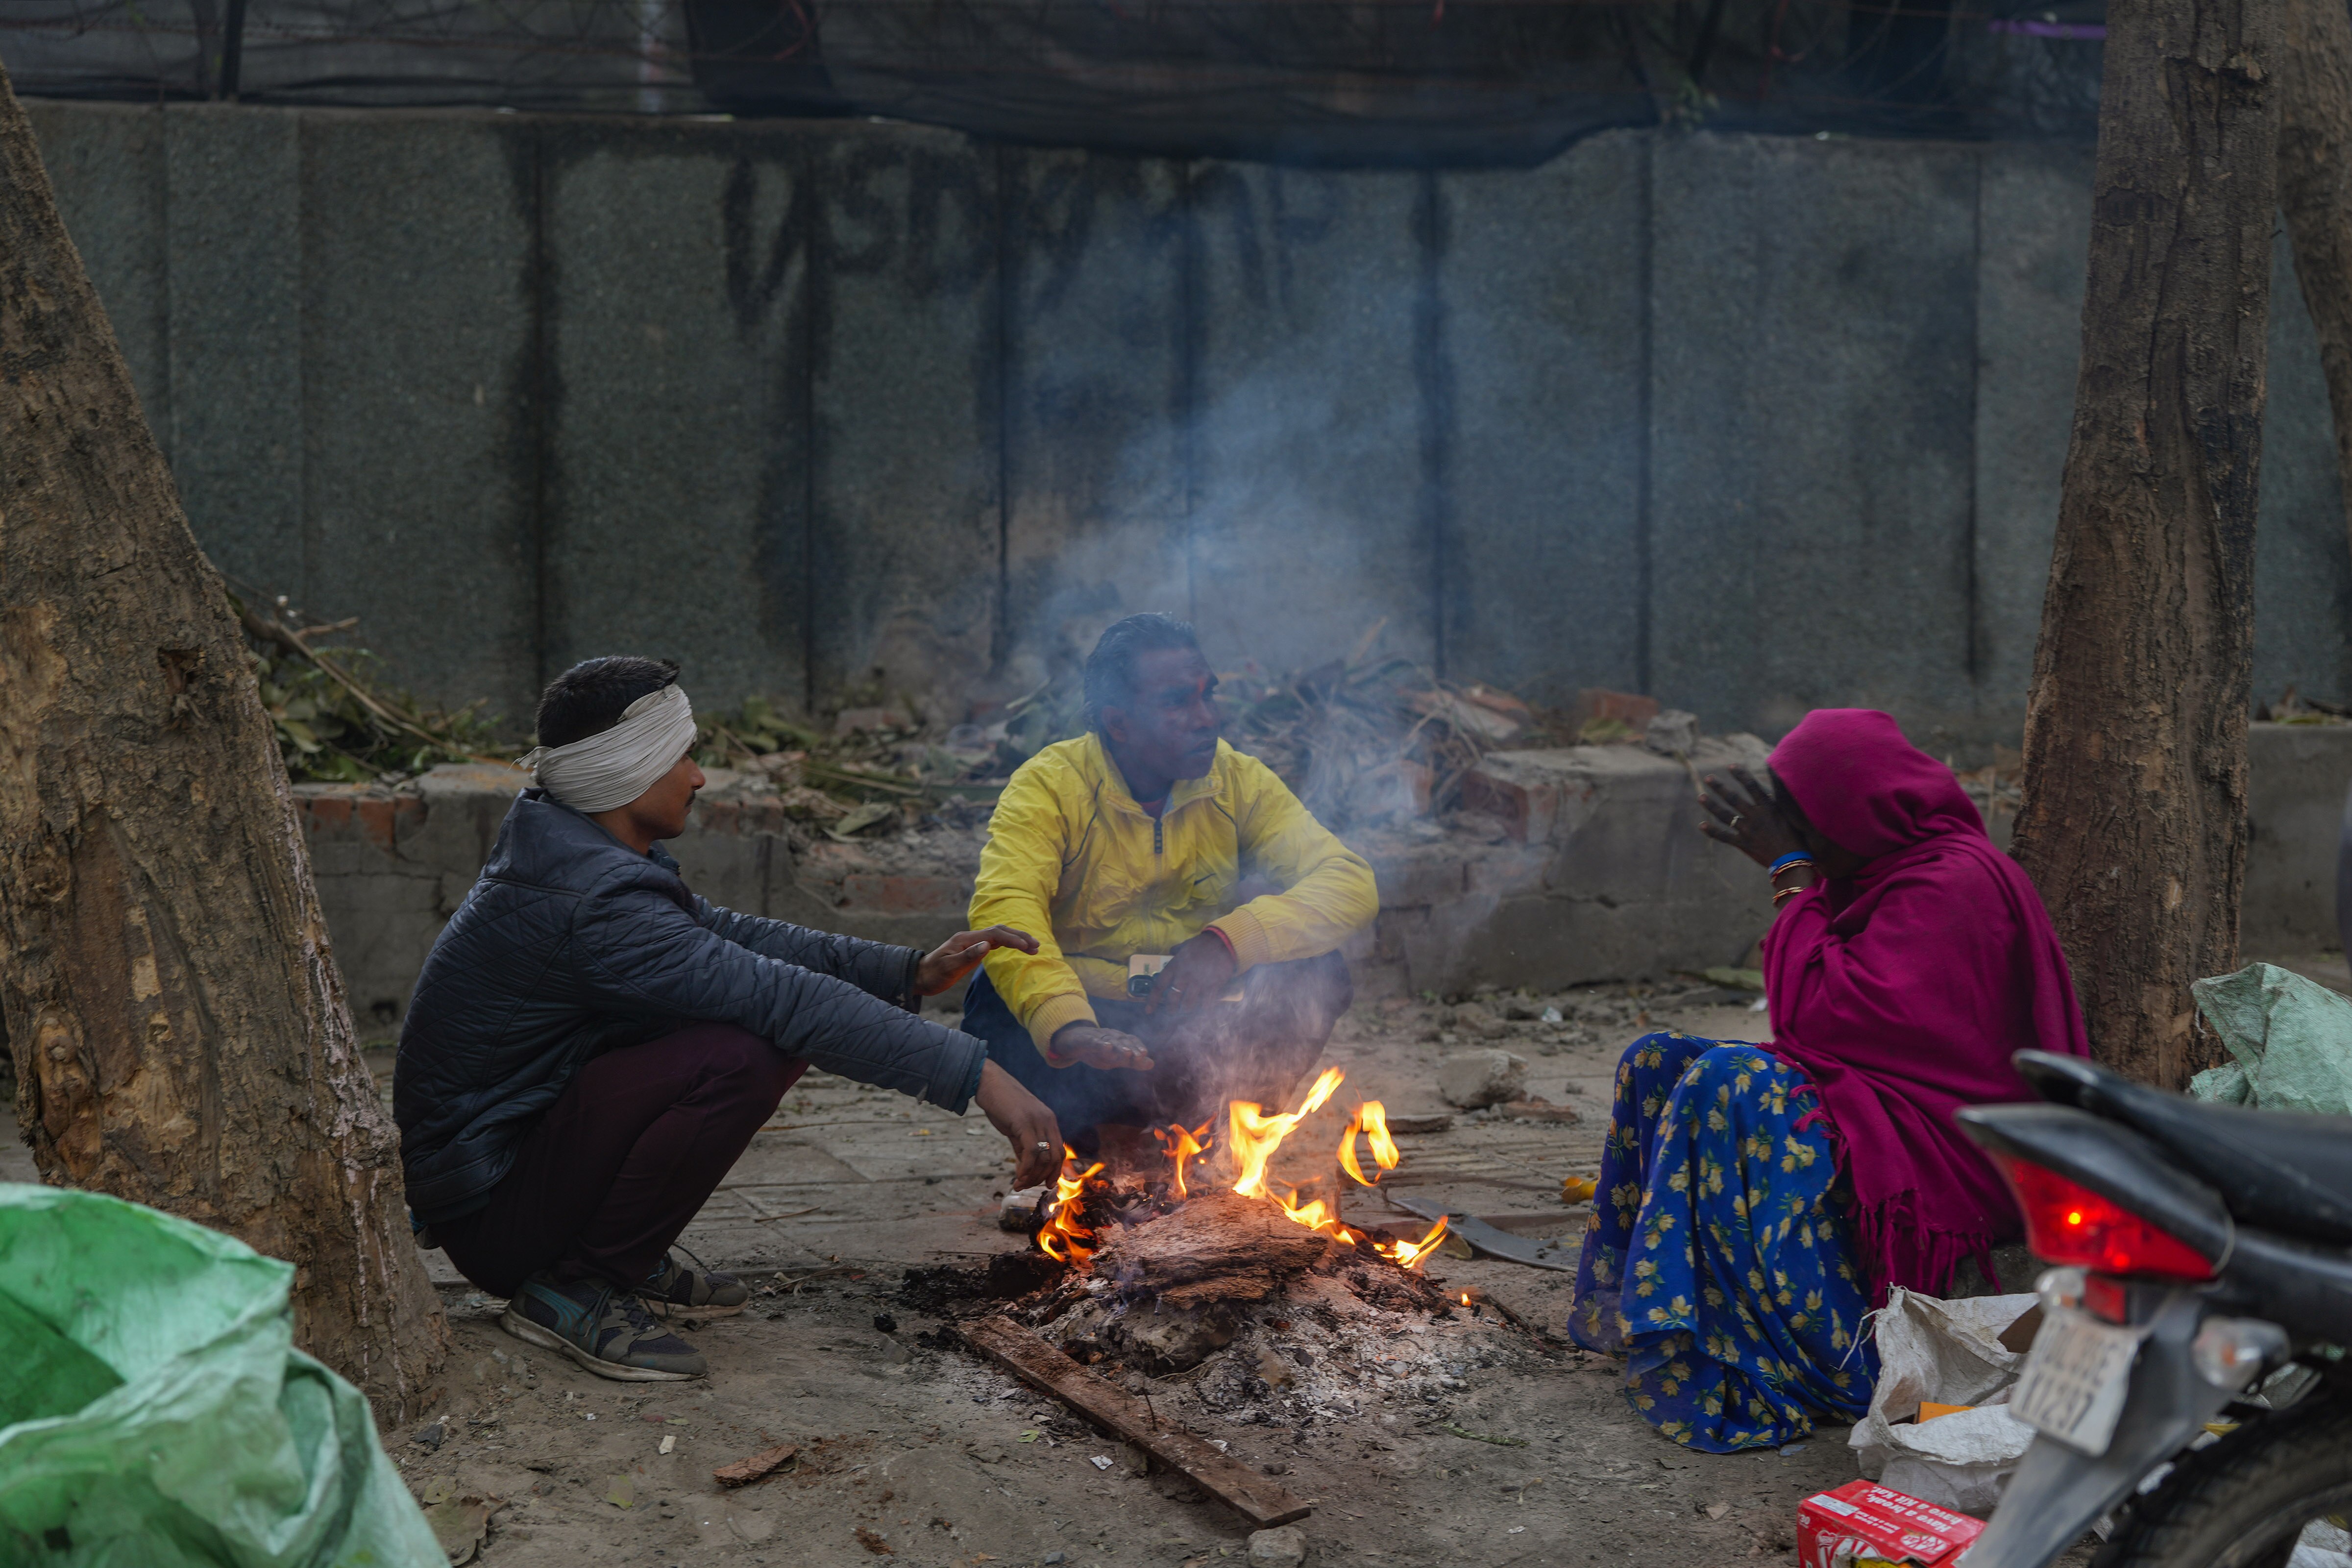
[501, 1273, 707, 1381]
[639, 1252, 750, 1320]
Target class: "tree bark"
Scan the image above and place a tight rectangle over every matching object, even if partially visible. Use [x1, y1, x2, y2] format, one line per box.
[2011, 0, 2278, 1088]
[2277, 0, 2352, 566]
[0, 65, 445, 1412]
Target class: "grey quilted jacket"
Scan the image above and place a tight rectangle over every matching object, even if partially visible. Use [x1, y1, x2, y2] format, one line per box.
[394, 788, 984, 1223]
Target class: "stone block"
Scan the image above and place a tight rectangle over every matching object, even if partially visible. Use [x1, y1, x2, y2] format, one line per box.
[1437, 1049, 1526, 1108]
[1464, 845, 1551, 898]
[1245, 1525, 1307, 1567]
[1449, 1003, 1509, 1040]
[1458, 735, 1762, 853]
[1364, 847, 1467, 908]
[1549, 738, 1768, 909]
[1419, 892, 1770, 996]
[667, 827, 784, 919]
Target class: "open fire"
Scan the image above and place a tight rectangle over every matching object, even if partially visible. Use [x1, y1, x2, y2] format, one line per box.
[1032, 1066, 1448, 1273]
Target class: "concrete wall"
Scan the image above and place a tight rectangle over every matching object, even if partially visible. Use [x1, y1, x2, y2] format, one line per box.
[2243, 723, 2352, 955]
[25, 101, 2352, 752]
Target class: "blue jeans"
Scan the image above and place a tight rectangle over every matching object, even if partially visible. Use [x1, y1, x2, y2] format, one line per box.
[961, 951, 1351, 1147]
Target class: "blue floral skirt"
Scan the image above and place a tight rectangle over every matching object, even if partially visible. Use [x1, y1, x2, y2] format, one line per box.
[1566, 1032, 1877, 1451]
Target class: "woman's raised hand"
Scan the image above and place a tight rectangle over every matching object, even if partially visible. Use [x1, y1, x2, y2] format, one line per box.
[1699, 765, 1807, 868]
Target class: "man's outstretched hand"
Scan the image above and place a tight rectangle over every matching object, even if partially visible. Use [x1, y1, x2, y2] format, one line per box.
[1050, 1024, 1155, 1073]
[976, 1060, 1063, 1189]
[915, 925, 1039, 995]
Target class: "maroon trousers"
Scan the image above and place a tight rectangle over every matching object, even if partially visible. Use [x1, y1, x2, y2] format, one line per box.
[435, 1023, 801, 1298]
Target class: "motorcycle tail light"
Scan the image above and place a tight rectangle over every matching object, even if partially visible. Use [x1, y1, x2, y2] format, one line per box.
[1996, 1156, 2217, 1281]
[2083, 1274, 2130, 1323]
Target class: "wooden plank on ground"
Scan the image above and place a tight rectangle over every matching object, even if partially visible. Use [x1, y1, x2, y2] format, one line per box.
[954, 1314, 1311, 1528]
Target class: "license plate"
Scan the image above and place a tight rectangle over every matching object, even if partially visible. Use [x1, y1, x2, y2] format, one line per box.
[2011, 1305, 2149, 1457]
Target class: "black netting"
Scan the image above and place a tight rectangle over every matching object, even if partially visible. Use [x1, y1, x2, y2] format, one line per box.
[1, 0, 2104, 164]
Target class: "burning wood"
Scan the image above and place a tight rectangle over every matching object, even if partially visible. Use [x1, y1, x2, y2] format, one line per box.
[1093, 1189, 1334, 1309]
[1027, 1066, 1448, 1280]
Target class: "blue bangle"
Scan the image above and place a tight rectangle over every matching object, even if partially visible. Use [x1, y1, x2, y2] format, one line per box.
[1768, 852, 1814, 876]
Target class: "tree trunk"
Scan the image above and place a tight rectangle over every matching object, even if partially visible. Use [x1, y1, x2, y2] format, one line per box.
[0, 65, 445, 1412]
[2010, 0, 2278, 1088]
[2277, 0, 2352, 567]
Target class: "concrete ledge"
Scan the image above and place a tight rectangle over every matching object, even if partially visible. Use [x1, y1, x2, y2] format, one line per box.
[303, 725, 2352, 1030]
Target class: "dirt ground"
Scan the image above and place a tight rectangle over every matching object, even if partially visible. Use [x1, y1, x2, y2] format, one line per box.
[389, 983, 1904, 1568]
[2, 983, 2069, 1567]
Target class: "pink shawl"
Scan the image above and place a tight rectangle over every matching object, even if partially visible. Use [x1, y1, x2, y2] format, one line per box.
[1762, 709, 2089, 1297]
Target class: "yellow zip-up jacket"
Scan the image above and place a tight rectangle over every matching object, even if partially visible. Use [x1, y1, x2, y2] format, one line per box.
[971, 733, 1379, 1060]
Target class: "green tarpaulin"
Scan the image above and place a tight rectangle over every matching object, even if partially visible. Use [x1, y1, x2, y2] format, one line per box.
[2188, 962, 2352, 1113]
[0, 1182, 440, 1568]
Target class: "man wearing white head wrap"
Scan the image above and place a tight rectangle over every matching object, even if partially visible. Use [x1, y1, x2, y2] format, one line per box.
[522, 683, 701, 816]
[395, 656, 1062, 1383]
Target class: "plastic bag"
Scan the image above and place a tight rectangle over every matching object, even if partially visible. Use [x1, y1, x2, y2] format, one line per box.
[1848, 1286, 2038, 1514]
[2188, 963, 2352, 1113]
[0, 1182, 443, 1568]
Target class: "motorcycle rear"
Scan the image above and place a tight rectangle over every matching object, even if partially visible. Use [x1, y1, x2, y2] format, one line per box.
[1956, 1051, 2352, 1568]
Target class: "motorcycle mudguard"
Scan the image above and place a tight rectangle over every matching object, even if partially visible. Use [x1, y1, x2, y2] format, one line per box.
[1967, 1293, 2235, 1568]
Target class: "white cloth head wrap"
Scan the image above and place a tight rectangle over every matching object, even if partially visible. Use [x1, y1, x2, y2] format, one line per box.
[522, 684, 698, 813]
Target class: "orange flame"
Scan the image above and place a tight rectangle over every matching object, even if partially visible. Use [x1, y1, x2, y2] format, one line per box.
[1339, 1101, 1402, 1188]
[1229, 1067, 1345, 1200]
[1374, 1215, 1448, 1271]
[1272, 1186, 1357, 1245]
[1152, 1121, 1214, 1199]
[1036, 1146, 1104, 1267]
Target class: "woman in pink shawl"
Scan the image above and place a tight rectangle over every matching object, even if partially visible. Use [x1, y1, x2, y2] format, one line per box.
[1565, 708, 2087, 1451]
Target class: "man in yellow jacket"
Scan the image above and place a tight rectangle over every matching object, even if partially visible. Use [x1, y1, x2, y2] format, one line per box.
[963, 614, 1380, 1150]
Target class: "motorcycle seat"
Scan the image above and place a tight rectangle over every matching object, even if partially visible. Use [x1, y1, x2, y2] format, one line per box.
[2016, 1051, 2352, 1248]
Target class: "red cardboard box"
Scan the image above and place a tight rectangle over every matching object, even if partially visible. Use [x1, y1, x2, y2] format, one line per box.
[1797, 1480, 1985, 1568]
